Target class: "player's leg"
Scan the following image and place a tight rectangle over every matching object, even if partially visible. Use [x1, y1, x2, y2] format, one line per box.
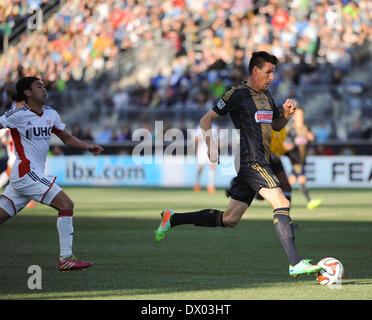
[172, 198, 247, 228]
[298, 174, 311, 203]
[271, 157, 292, 203]
[0, 184, 26, 223]
[50, 190, 74, 258]
[206, 163, 216, 194]
[259, 186, 321, 276]
[154, 198, 248, 243]
[298, 174, 323, 210]
[22, 172, 91, 271]
[155, 176, 254, 242]
[288, 173, 297, 186]
[48, 190, 92, 271]
[259, 187, 299, 264]
[194, 164, 204, 192]
[0, 208, 11, 224]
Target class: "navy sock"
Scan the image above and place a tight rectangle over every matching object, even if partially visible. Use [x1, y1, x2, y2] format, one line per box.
[170, 209, 224, 227]
[300, 184, 311, 202]
[273, 208, 302, 266]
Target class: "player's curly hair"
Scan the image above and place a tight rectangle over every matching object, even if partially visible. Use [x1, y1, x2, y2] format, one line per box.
[248, 51, 278, 74]
[11, 76, 40, 102]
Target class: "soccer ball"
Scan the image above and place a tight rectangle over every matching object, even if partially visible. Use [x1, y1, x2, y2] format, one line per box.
[316, 257, 344, 286]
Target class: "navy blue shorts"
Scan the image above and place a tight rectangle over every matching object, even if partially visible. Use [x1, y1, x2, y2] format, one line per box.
[226, 162, 280, 206]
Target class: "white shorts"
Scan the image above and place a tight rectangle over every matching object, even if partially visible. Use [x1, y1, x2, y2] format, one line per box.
[0, 171, 62, 216]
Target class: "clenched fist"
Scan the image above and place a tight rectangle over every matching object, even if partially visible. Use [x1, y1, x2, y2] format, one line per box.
[283, 98, 297, 120]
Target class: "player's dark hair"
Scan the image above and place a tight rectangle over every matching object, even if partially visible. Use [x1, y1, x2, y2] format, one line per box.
[248, 51, 278, 74]
[11, 76, 40, 102]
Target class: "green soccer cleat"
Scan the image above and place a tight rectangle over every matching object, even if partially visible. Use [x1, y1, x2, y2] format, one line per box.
[289, 259, 322, 277]
[154, 208, 174, 243]
[307, 198, 323, 210]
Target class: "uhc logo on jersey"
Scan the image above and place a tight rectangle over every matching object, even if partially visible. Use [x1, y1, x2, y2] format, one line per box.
[26, 127, 53, 140]
[254, 110, 273, 124]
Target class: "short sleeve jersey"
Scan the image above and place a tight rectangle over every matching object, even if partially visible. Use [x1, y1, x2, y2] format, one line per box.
[0, 105, 65, 179]
[212, 82, 281, 165]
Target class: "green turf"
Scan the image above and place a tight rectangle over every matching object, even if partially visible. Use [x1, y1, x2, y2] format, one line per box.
[0, 187, 371, 300]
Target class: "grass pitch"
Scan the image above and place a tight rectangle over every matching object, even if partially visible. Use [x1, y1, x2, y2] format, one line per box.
[0, 187, 371, 300]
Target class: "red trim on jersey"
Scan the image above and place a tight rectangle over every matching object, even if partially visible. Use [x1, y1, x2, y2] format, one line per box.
[9, 138, 14, 152]
[7, 129, 14, 152]
[1, 194, 17, 215]
[9, 128, 31, 177]
[51, 127, 63, 134]
[25, 105, 43, 117]
[40, 176, 57, 203]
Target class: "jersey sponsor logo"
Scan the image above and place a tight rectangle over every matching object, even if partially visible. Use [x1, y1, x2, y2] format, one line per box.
[254, 110, 273, 124]
[25, 126, 53, 140]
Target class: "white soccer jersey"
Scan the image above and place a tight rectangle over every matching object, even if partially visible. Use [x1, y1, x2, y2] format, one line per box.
[0, 105, 65, 180]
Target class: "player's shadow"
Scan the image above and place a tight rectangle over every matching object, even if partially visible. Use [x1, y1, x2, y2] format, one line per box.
[0, 216, 371, 299]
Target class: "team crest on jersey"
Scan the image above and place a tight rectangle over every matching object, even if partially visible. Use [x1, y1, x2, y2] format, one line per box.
[259, 99, 266, 107]
[216, 99, 226, 109]
[254, 110, 273, 124]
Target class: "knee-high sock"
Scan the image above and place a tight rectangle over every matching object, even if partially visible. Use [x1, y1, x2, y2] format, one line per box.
[300, 183, 311, 202]
[170, 209, 224, 227]
[57, 210, 74, 259]
[273, 207, 301, 266]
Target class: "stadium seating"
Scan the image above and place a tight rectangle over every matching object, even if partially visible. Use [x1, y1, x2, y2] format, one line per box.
[0, 0, 371, 144]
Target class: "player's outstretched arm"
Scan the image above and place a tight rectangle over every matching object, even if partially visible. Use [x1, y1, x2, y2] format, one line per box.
[54, 129, 104, 155]
[200, 109, 220, 163]
[272, 98, 296, 131]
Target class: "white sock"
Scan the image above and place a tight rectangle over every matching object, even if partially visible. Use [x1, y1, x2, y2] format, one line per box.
[57, 216, 74, 259]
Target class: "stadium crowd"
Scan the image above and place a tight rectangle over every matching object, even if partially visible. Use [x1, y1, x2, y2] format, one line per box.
[0, 0, 371, 144]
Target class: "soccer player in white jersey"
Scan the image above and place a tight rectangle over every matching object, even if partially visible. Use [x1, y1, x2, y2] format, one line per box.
[193, 125, 218, 194]
[0, 77, 104, 271]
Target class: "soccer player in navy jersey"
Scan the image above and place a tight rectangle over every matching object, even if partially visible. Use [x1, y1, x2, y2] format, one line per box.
[155, 52, 321, 277]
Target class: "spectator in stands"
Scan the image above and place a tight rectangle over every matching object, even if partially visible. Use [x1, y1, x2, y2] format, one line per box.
[347, 120, 371, 140]
[116, 125, 132, 142]
[95, 125, 113, 144]
[0, 0, 371, 144]
[314, 121, 331, 143]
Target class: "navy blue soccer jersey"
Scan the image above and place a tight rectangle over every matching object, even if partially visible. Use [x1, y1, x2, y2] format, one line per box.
[212, 81, 282, 166]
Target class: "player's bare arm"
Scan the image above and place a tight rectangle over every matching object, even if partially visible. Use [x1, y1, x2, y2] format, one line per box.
[272, 98, 297, 131]
[200, 109, 220, 163]
[54, 129, 104, 155]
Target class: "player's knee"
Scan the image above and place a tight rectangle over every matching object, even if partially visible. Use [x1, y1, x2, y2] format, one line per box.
[60, 198, 74, 211]
[0, 209, 11, 225]
[288, 175, 296, 185]
[298, 176, 307, 184]
[222, 215, 239, 227]
[281, 198, 291, 209]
